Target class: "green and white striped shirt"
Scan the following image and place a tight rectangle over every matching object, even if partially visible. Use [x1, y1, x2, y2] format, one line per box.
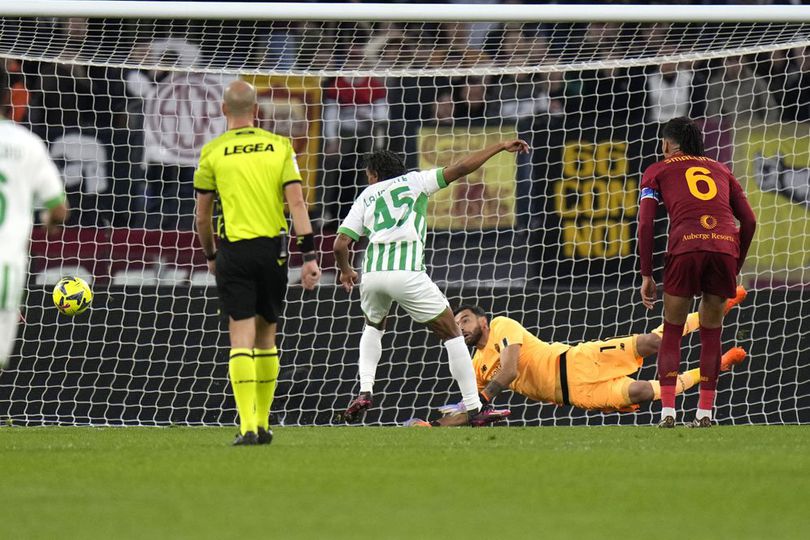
[0, 120, 65, 259]
[337, 168, 447, 273]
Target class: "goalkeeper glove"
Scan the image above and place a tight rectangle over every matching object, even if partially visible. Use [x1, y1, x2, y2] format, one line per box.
[403, 418, 431, 427]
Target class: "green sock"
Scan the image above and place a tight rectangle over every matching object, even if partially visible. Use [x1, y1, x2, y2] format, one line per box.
[229, 348, 256, 435]
[254, 347, 280, 431]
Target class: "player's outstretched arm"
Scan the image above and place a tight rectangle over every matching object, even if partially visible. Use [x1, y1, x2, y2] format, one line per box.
[333, 233, 358, 293]
[285, 182, 321, 290]
[425, 411, 470, 427]
[407, 407, 511, 427]
[479, 344, 520, 406]
[416, 344, 519, 427]
[443, 140, 529, 184]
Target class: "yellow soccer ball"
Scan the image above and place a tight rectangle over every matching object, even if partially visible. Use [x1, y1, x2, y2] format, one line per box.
[52, 277, 93, 316]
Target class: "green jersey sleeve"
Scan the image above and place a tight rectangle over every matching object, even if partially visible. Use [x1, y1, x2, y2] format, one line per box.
[337, 198, 364, 241]
[411, 168, 447, 196]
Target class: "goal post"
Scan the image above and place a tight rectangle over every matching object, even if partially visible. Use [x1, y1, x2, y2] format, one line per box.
[11, 2, 810, 22]
[0, 2, 808, 426]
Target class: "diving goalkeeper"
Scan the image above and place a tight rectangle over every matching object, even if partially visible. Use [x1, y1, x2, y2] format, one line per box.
[409, 288, 747, 427]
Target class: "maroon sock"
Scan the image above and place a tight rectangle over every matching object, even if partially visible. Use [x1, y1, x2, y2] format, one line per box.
[699, 388, 716, 411]
[658, 321, 683, 409]
[698, 326, 722, 410]
[661, 386, 676, 412]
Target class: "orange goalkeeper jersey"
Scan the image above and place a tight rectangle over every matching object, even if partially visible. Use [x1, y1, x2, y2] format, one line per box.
[473, 316, 571, 403]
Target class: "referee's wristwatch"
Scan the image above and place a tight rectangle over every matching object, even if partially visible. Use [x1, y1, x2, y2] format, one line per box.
[205, 252, 217, 261]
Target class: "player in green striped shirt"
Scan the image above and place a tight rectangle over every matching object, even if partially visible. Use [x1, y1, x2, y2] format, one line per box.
[0, 71, 68, 372]
[334, 139, 529, 425]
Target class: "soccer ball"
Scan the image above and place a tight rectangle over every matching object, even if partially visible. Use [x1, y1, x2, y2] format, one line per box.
[52, 277, 93, 316]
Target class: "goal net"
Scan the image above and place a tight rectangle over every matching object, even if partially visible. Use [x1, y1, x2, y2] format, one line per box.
[0, 3, 809, 426]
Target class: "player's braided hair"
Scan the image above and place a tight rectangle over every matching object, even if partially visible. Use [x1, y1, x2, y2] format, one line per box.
[363, 150, 406, 181]
[662, 116, 705, 157]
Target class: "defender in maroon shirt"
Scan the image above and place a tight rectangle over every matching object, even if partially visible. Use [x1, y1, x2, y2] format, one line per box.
[637, 117, 756, 428]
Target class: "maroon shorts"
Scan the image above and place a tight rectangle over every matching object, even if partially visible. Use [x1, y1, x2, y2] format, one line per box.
[663, 252, 738, 299]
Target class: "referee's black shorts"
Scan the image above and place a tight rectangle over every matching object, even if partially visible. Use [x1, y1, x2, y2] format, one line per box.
[215, 236, 287, 323]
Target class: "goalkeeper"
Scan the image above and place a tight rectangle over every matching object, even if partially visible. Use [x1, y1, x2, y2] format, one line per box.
[411, 289, 747, 427]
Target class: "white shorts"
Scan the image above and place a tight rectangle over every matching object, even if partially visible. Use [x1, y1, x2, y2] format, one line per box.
[360, 271, 450, 324]
[0, 259, 27, 369]
[0, 310, 19, 369]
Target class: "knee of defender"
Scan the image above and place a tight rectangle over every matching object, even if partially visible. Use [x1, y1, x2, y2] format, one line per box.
[428, 311, 461, 341]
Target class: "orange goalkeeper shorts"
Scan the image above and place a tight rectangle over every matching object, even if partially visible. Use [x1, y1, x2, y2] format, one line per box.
[565, 336, 643, 411]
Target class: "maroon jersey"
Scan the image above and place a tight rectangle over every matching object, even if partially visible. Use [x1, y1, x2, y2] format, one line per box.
[640, 153, 745, 258]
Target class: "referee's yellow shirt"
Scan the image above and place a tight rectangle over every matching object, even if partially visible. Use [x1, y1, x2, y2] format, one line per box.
[194, 127, 302, 242]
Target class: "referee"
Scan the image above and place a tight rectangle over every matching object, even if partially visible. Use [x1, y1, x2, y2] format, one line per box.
[194, 80, 321, 446]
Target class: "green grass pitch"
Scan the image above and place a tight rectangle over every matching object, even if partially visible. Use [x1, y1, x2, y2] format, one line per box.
[2, 426, 809, 539]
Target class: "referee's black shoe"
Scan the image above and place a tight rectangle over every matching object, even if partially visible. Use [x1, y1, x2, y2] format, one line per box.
[257, 427, 274, 445]
[233, 431, 259, 446]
